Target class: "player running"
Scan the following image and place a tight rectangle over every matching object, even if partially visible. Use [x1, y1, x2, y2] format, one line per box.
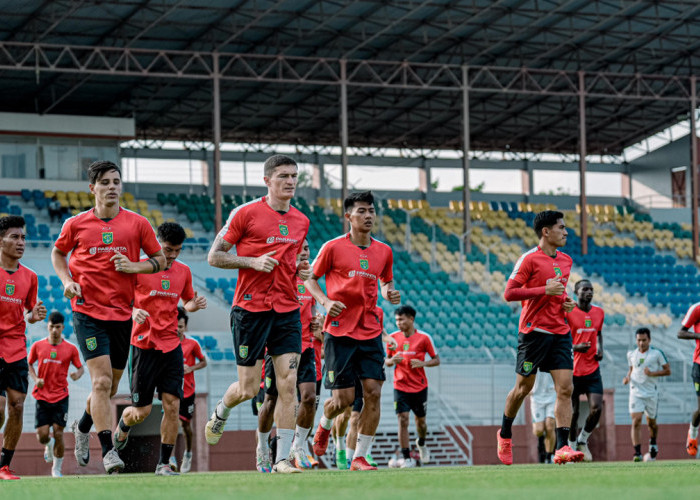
[530, 372, 556, 463]
[28, 311, 84, 477]
[566, 279, 605, 461]
[497, 210, 583, 466]
[112, 222, 207, 476]
[385, 305, 440, 467]
[623, 327, 670, 461]
[308, 191, 401, 471]
[52, 161, 165, 474]
[204, 155, 310, 474]
[677, 302, 700, 457]
[0, 215, 47, 480]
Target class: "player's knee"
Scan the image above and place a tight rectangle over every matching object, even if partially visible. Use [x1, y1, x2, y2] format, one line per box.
[36, 430, 50, 443]
[53, 428, 64, 442]
[397, 413, 409, 427]
[92, 374, 112, 394]
[240, 384, 260, 401]
[300, 390, 315, 408]
[557, 385, 573, 400]
[8, 398, 24, 415]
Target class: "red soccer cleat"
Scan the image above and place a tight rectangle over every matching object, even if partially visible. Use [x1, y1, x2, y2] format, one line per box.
[313, 424, 331, 457]
[496, 429, 513, 465]
[553, 445, 584, 464]
[686, 430, 698, 457]
[0, 465, 20, 480]
[350, 456, 377, 471]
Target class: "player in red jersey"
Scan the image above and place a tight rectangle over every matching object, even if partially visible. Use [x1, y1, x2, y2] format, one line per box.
[307, 191, 401, 472]
[112, 222, 206, 476]
[0, 215, 47, 480]
[566, 279, 605, 461]
[497, 210, 582, 466]
[677, 302, 700, 457]
[204, 155, 310, 474]
[385, 305, 440, 467]
[175, 307, 207, 473]
[28, 311, 84, 477]
[52, 161, 165, 474]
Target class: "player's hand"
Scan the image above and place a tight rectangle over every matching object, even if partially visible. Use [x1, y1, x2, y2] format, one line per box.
[63, 281, 82, 299]
[392, 354, 404, 364]
[410, 359, 425, 369]
[384, 336, 398, 350]
[324, 300, 346, 317]
[184, 364, 193, 375]
[296, 260, 311, 281]
[574, 341, 591, 353]
[132, 308, 149, 324]
[192, 291, 207, 311]
[32, 300, 47, 322]
[594, 349, 604, 362]
[252, 251, 279, 273]
[70, 372, 80, 381]
[643, 367, 652, 376]
[310, 313, 323, 332]
[562, 296, 576, 312]
[545, 279, 565, 296]
[36, 378, 45, 388]
[387, 289, 401, 304]
[111, 251, 137, 273]
[622, 376, 629, 385]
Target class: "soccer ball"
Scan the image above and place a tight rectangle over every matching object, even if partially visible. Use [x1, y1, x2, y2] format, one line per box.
[643, 452, 652, 462]
[388, 457, 403, 468]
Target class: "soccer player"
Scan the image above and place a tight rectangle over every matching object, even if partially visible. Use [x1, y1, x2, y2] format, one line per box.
[676, 302, 700, 457]
[497, 210, 582, 466]
[566, 279, 605, 461]
[176, 307, 207, 473]
[204, 155, 310, 474]
[385, 305, 439, 468]
[0, 215, 47, 480]
[308, 190, 401, 471]
[529, 372, 556, 463]
[112, 222, 206, 476]
[623, 327, 670, 461]
[52, 161, 165, 474]
[28, 311, 84, 477]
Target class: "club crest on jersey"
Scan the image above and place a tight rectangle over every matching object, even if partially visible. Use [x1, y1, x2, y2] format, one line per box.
[360, 258, 369, 270]
[553, 266, 562, 277]
[585, 319, 592, 328]
[50, 351, 57, 359]
[279, 224, 289, 236]
[239, 345, 248, 358]
[161, 279, 170, 290]
[4, 283, 15, 296]
[102, 232, 113, 245]
[403, 342, 410, 352]
[86, 337, 97, 352]
[523, 361, 533, 373]
[297, 283, 306, 294]
[328, 371, 335, 383]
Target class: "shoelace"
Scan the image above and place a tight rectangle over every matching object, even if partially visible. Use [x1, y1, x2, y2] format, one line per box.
[211, 418, 225, 433]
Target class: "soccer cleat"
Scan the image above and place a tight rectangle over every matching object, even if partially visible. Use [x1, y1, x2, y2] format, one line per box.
[350, 456, 377, 471]
[271, 458, 302, 474]
[416, 438, 431, 465]
[155, 463, 179, 476]
[181, 451, 192, 474]
[291, 447, 312, 469]
[113, 425, 130, 451]
[72, 420, 90, 466]
[366, 454, 378, 468]
[633, 453, 643, 462]
[307, 454, 318, 468]
[496, 429, 513, 465]
[0, 466, 20, 480]
[400, 457, 416, 468]
[335, 449, 348, 470]
[51, 469, 63, 478]
[686, 431, 698, 457]
[44, 437, 55, 463]
[649, 444, 658, 460]
[576, 441, 593, 462]
[169, 455, 178, 472]
[256, 448, 272, 473]
[553, 445, 584, 465]
[103, 449, 125, 474]
[205, 408, 227, 445]
[312, 424, 331, 456]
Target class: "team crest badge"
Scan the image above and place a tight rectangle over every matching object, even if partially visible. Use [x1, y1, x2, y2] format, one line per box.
[523, 361, 533, 373]
[279, 224, 289, 236]
[4, 283, 15, 296]
[585, 319, 592, 328]
[239, 345, 248, 358]
[161, 279, 170, 290]
[403, 342, 410, 352]
[265, 376, 272, 389]
[328, 371, 335, 383]
[86, 337, 97, 352]
[297, 283, 306, 294]
[360, 258, 369, 270]
[102, 232, 113, 244]
[553, 266, 562, 277]
[133, 393, 139, 403]
[696, 382, 700, 393]
[50, 351, 57, 359]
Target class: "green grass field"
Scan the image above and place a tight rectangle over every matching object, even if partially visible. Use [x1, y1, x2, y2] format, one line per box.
[3, 462, 699, 500]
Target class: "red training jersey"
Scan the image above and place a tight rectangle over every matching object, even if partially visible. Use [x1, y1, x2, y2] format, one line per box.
[566, 304, 605, 376]
[297, 276, 315, 351]
[387, 329, 437, 393]
[682, 302, 700, 364]
[220, 197, 309, 313]
[182, 335, 206, 398]
[28, 338, 82, 403]
[312, 234, 394, 341]
[507, 246, 572, 335]
[54, 208, 161, 321]
[131, 259, 195, 353]
[0, 264, 38, 363]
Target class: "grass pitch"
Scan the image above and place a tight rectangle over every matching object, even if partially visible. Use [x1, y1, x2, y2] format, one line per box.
[3, 461, 699, 500]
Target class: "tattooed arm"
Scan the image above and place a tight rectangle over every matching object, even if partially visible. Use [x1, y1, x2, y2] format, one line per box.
[207, 234, 279, 271]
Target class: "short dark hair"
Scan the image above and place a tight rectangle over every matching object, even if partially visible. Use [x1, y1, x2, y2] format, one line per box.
[158, 222, 186, 246]
[635, 327, 650, 338]
[48, 311, 65, 324]
[87, 160, 121, 184]
[0, 215, 25, 237]
[533, 210, 564, 238]
[395, 305, 417, 319]
[344, 191, 375, 212]
[263, 155, 297, 178]
[574, 279, 592, 293]
[177, 306, 189, 326]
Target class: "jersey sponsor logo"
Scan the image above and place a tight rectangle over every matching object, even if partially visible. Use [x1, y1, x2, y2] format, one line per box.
[86, 336, 97, 351]
[50, 351, 57, 359]
[102, 232, 114, 245]
[279, 224, 289, 236]
[584, 318, 592, 328]
[297, 283, 306, 294]
[331, 320, 339, 327]
[4, 283, 15, 296]
[244, 294, 252, 301]
[239, 345, 249, 358]
[161, 279, 170, 290]
[328, 371, 335, 383]
[266, 237, 275, 244]
[360, 258, 369, 270]
[523, 361, 533, 373]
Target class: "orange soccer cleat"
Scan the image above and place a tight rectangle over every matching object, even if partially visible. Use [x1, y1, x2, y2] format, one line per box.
[686, 430, 698, 457]
[312, 424, 331, 457]
[496, 429, 513, 465]
[0, 466, 20, 480]
[553, 445, 584, 465]
[349, 456, 377, 471]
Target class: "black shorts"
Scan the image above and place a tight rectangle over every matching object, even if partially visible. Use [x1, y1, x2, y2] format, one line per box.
[264, 348, 316, 397]
[0, 357, 29, 394]
[692, 363, 700, 396]
[130, 345, 184, 407]
[394, 388, 428, 417]
[352, 378, 364, 413]
[179, 394, 195, 422]
[573, 367, 604, 397]
[35, 397, 69, 428]
[73, 311, 132, 370]
[515, 331, 573, 376]
[251, 386, 265, 415]
[230, 307, 302, 366]
[323, 333, 386, 390]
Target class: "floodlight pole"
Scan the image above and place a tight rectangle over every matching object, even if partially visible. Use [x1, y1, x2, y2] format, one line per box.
[212, 52, 223, 231]
[461, 65, 472, 254]
[578, 71, 588, 256]
[340, 59, 349, 232]
[691, 75, 699, 262]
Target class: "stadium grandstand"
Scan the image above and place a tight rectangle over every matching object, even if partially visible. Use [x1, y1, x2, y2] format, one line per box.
[2, 0, 700, 476]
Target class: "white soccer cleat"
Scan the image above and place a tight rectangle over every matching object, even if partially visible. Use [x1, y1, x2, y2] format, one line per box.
[291, 447, 312, 469]
[72, 420, 90, 466]
[576, 441, 593, 462]
[205, 406, 226, 445]
[44, 437, 55, 463]
[155, 463, 179, 476]
[271, 458, 302, 473]
[181, 451, 192, 474]
[169, 455, 178, 472]
[102, 449, 125, 474]
[416, 438, 430, 465]
[113, 426, 130, 452]
[51, 469, 63, 478]
[400, 457, 416, 468]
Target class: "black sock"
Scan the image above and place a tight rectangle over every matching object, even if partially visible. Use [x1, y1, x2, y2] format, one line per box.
[78, 411, 93, 434]
[500, 415, 515, 439]
[537, 435, 546, 462]
[160, 443, 174, 465]
[546, 452, 554, 462]
[98, 430, 114, 457]
[401, 448, 411, 459]
[418, 437, 425, 447]
[119, 419, 131, 433]
[634, 444, 641, 455]
[555, 427, 570, 450]
[650, 437, 657, 446]
[0, 448, 15, 468]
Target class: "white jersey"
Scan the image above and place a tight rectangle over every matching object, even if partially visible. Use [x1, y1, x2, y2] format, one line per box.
[626, 347, 668, 398]
[530, 371, 556, 406]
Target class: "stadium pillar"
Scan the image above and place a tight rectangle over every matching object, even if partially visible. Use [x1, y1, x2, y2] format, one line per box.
[461, 65, 472, 254]
[690, 75, 699, 262]
[212, 52, 223, 231]
[340, 59, 349, 232]
[578, 71, 588, 256]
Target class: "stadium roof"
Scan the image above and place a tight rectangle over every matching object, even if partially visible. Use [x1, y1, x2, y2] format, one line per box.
[2, 0, 700, 155]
